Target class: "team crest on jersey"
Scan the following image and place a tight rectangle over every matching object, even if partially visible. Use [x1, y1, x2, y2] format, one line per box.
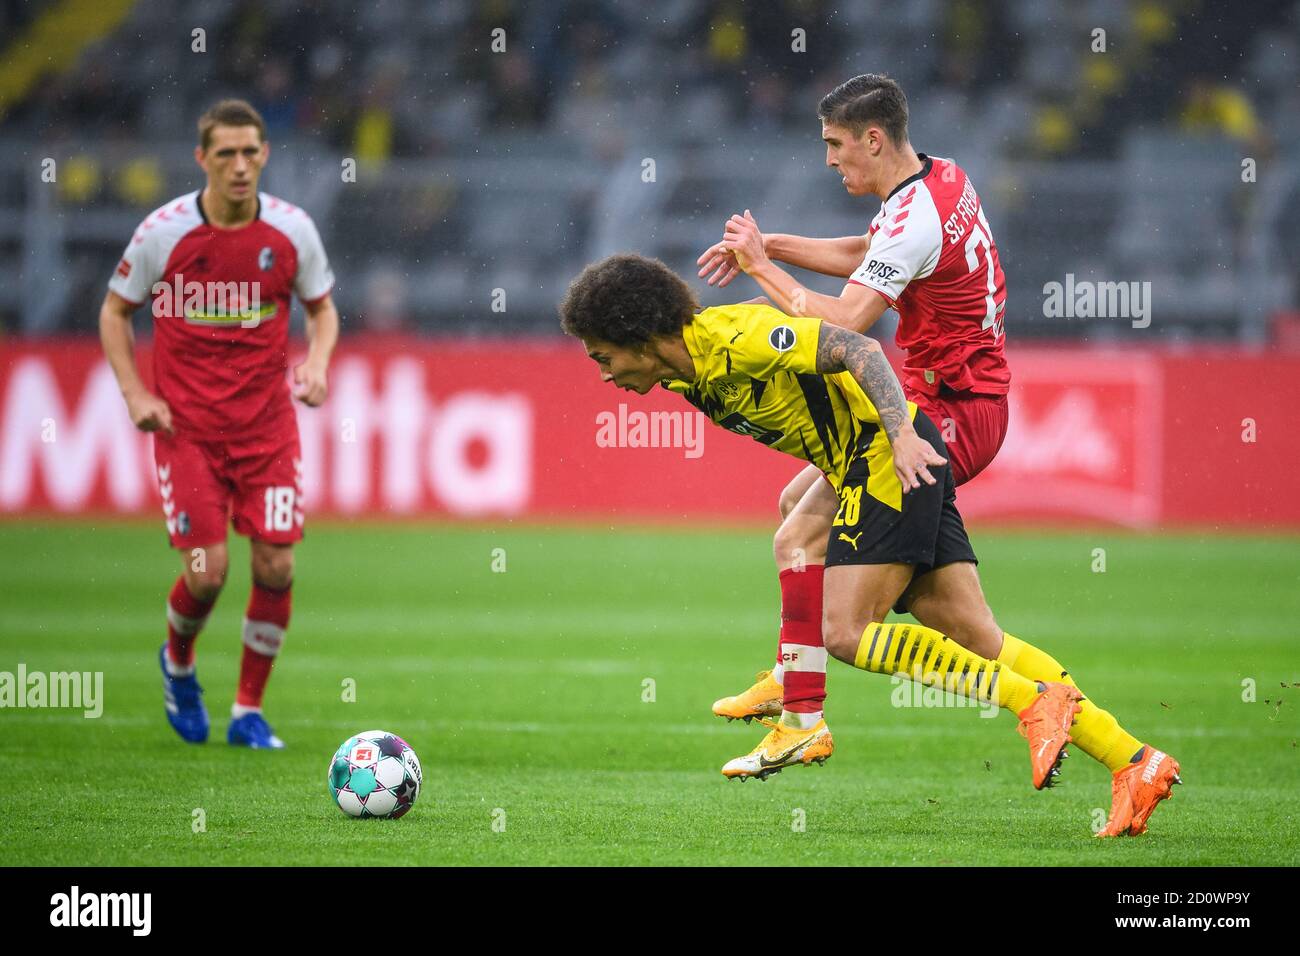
[768, 325, 796, 352]
[177, 512, 190, 536]
[258, 246, 274, 271]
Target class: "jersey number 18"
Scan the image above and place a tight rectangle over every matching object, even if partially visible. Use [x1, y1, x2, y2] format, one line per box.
[264, 487, 296, 532]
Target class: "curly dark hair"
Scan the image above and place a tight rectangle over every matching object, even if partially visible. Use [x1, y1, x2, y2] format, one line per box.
[559, 254, 699, 347]
[818, 73, 909, 144]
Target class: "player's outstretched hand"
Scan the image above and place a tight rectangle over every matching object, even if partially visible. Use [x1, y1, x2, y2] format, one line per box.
[696, 241, 743, 287]
[125, 388, 174, 435]
[722, 209, 766, 275]
[293, 360, 328, 407]
[891, 429, 947, 492]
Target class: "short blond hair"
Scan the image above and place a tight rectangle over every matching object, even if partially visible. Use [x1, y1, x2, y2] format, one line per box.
[197, 99, 267, 150]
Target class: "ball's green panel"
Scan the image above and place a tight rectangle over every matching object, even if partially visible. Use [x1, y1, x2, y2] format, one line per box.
[329, 758, 351, 790]
[349, 767, 377, 799]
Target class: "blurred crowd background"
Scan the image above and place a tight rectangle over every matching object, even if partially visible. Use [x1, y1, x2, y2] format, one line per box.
[1, 0, 1297, 342]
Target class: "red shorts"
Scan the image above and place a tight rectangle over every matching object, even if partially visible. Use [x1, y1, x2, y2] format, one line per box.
[912, 388, 1009, 486]
[153, 428, 304, 549]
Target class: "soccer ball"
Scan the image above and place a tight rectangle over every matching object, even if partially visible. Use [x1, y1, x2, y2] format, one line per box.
[328, 730, 422, 819]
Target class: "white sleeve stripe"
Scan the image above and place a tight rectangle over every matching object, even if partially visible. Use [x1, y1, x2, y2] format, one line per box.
[259, 193, 335, 304]
[107, 192, 203, 304]
[847, 183, 942, 298]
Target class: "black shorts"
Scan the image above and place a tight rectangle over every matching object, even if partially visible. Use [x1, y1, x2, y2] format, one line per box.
[823, 410, 977, 611]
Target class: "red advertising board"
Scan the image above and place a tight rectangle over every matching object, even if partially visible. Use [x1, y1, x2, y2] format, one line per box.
[1, 339, 1297, 527]
[958, 351, 1167, 526]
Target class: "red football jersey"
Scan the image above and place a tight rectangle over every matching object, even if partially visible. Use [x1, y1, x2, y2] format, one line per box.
[846, 154, 1009, 398]
[108, 191, 334, 440]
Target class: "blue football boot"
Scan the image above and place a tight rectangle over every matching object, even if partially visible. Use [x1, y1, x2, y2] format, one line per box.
[159, 644, 209, 743]
[227, 711, 286, 749]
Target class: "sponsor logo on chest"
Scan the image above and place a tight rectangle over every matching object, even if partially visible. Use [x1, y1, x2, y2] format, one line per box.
[152, 273, 276, 328]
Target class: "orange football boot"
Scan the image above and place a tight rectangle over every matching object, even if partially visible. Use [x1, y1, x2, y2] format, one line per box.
[1096, 747, 1182, 837]
[712, 669, 783, 722]
[1016, 682, 1084, 789]
[721, 717, 833, 780]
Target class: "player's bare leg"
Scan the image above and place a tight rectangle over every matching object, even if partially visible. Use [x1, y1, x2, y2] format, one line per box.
[228, 540, 294, 749]
[160, 540, 228, 743]
[713, 465, 833, 722]
[777, 464, 828, 525]
[250, 539, 294, 590]
[904, 561, 1181, 833]
[821, 561, 1082, 790]
[719, 470, 837, 779]
[898, 560, 1002, 659]
[181, 540, 230, 603]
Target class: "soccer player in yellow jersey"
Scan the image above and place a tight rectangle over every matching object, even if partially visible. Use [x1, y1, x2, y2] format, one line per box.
[560, 254, 1181, 837]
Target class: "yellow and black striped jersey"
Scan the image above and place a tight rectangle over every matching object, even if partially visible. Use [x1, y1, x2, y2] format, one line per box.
[662, 303, 917, 496]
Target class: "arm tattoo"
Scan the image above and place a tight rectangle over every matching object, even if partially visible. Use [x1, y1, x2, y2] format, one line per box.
[815, 324, 910, 440]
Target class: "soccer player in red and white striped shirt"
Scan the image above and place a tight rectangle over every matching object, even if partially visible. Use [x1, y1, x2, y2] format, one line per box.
[99, 100, 339, 749]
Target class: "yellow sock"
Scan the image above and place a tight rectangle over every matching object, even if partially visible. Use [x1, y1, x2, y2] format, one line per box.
[997, 633, 1143, 773]
[854, 622, 1041, 714]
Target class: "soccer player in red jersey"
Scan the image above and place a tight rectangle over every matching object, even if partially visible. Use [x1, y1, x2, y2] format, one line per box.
[98, 100, 339, 749]
[697, 76, 1177, 829]
[698, 75, 1011, 741]
[699, 74, 1010, 488]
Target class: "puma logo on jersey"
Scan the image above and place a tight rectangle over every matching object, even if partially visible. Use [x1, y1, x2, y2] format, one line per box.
[837, 531, 863, 550]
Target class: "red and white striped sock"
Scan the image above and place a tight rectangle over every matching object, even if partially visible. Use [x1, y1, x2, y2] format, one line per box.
[165, 576, 215, 676]
[234, 581, 291, 714]
[777, 565, 826, 729]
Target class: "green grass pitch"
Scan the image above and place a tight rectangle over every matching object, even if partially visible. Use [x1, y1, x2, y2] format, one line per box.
[1, 520, 1297, 866]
